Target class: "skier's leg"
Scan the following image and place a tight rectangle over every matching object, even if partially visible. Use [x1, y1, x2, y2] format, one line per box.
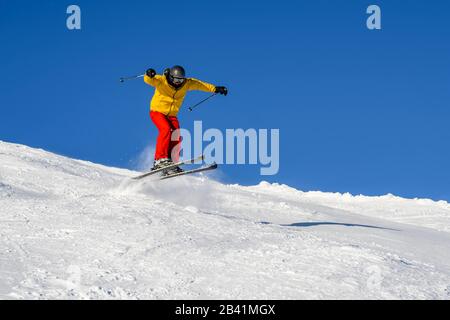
[168, 116, 181, 163]
[150, 111, 172, 160]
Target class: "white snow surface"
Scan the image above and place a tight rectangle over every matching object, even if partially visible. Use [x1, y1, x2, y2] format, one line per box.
[1, 140, 450, 300]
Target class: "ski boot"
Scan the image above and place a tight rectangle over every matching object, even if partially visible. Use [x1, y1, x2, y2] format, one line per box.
[151, 158, 173, 172]
[164, 165, 184, 176]
[151, 158, 184, 176]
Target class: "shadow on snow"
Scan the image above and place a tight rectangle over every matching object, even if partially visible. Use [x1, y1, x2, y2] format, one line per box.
[260, 221, 400, 231]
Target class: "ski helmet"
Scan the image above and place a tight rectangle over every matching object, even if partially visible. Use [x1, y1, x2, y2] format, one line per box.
[165, 65, 186, 87]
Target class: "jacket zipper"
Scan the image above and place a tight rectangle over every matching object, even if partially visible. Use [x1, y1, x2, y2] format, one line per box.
[168, 87, 178, 116]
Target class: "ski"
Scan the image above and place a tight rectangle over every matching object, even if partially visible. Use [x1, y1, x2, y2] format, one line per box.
[132, 154, 205, 180]
[159, 162, 218, 180]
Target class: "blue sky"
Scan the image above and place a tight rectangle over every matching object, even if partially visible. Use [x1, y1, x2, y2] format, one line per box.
[1, 0, 449, 201]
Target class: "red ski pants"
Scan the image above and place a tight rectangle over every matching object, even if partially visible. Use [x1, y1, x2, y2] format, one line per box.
[150, 111, 181, 162]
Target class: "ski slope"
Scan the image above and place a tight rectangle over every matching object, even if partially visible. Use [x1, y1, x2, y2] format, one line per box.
[1, 140, 450, 300]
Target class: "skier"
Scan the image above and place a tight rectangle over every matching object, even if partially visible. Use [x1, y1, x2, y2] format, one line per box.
[143, 65, 228, 175]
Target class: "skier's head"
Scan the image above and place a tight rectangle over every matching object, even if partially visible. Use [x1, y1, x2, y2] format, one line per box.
[164, 65, 186, 88]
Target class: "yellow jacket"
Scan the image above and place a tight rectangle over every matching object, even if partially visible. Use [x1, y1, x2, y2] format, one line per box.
[144, 74, 216, 116]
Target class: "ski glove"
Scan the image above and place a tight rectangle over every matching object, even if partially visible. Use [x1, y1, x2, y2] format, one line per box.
[146, 68, 156, 78]
[215, 86, 228, 96]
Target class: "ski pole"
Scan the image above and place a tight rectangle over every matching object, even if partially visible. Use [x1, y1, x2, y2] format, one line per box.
[188, 93, 218, 112]
[119, 74, 144, 83]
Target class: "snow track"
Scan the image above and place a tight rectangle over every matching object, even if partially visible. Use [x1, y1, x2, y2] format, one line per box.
[1, 141, 449, 299]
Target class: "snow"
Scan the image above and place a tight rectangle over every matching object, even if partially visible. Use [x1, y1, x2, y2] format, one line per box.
[1, 140, 450, 300]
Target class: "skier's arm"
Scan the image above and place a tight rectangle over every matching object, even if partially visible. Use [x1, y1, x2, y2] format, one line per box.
[144, 74, 163, 87]
[186, 78, 216, 93]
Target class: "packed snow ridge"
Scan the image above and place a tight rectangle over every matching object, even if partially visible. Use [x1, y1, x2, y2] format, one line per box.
[1, 140, 450, 300]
